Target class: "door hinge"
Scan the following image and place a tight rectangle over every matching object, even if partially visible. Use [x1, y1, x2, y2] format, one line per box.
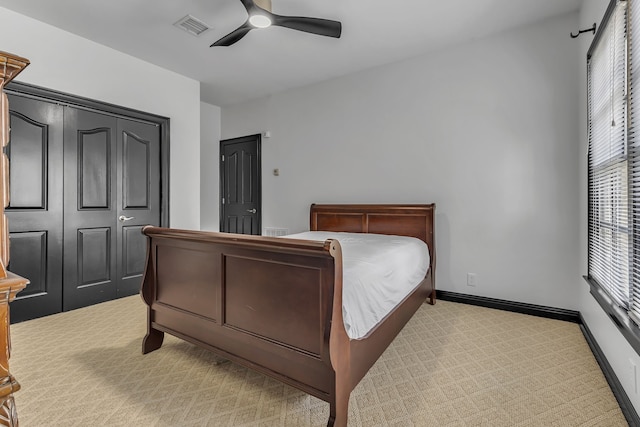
[222, 198, 225, 204]
[221, 155, 225, 161]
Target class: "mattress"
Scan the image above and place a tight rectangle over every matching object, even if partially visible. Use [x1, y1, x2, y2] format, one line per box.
[282, 231, 430, 339]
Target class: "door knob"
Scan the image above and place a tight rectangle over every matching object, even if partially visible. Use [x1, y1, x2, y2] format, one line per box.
[118, 215, 135, 222]
[246, 209, 257, 214]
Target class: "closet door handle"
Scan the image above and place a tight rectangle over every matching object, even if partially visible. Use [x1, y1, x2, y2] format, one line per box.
[118, 215, 135, 222]
[246, 209, 257, 214]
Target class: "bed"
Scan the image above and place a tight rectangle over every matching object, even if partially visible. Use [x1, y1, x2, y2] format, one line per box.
[140, 203, 436, 426]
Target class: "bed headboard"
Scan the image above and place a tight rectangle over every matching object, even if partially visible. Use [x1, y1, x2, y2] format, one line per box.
[310, 203, 436, 274]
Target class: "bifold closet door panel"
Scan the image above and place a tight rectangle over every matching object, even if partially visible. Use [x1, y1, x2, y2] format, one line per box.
[5, 94, 64, 322]
[63, 107, 118, 311]
[115, 118, 160, 297]
[6, 89, 165, 319]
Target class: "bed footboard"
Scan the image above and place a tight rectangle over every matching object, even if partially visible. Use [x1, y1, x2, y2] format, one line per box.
[140, 204, 435, 427]
[140, 227, 349, 404]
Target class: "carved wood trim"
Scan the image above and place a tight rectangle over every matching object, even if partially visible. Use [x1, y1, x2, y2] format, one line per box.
[0, 52, 29, 274]
[0, 52, 29, 90]
[0, 50, 30, 427]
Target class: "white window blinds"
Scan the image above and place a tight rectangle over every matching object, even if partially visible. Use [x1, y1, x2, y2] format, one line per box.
[588, 1, 630, 309]
[629, 0, 640, 324]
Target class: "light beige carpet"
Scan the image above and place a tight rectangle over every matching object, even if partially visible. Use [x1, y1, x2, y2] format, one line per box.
[8, 297, 627, 426]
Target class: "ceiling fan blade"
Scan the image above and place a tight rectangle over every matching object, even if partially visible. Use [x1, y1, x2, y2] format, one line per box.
[211, 22, 253, 47]
[272, 15, 342, 38]
[239, 0, 257, 13]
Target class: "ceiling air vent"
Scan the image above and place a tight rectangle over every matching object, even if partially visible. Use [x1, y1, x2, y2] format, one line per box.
[174, 15, 211, 37]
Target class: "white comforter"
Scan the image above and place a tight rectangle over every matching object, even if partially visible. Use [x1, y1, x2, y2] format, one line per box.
[283, 231, 430, 339]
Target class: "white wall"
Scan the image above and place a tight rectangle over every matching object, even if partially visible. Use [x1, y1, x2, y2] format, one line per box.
[579, 0, 640, 413]
[200, 102, 221, 231]
[222, 12, 581, 310]
[0, 7, 201, 229]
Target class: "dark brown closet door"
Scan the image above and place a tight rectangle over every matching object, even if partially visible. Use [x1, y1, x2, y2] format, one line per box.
[63, 108, 118, 310]
[115, 119, 160, 297]
[6, 95, 63, 322]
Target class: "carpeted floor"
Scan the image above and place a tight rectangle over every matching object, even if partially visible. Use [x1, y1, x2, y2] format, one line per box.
[8, 297, 627, 426]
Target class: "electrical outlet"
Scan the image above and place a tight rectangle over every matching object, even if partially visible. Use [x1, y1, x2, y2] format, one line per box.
[629, 359, 638, 395]
[467, 273, 477, 287]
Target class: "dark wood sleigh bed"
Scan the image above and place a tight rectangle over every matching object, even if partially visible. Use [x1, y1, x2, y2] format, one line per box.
[140, 204, 436, 426]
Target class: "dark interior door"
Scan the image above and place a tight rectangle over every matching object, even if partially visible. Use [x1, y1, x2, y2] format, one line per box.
[220, 135, 261, 235]
[4, 83, 167, 321]
[64, 110, 161, 310]
[6, 95, 64, 322]
[63, 108, 118, 311]
[116, 119, 160, 297]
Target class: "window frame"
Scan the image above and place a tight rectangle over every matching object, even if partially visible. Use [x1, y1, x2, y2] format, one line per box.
[586, 0, 640, 356]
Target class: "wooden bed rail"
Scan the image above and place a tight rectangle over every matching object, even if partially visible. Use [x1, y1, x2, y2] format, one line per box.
[141, 225, 336, 254]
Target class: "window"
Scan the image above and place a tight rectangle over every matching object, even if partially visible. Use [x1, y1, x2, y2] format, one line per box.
[586, 0, 640, 353]
[588, 0, 629, 308]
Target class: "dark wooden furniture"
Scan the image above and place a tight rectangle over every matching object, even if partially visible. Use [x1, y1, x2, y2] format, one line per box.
[140, 204, 436, 427]
[0, 51, 30, 426]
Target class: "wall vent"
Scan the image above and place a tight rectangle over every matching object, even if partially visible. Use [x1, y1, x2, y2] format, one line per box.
[264, 227, 289, 237]
[174, 15, 211, 37]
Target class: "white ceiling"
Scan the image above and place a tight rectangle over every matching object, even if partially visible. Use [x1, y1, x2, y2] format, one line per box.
[0, 0, 582, 106]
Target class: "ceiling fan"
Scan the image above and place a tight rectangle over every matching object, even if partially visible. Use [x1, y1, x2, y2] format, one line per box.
[211, 0, 342, 47]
